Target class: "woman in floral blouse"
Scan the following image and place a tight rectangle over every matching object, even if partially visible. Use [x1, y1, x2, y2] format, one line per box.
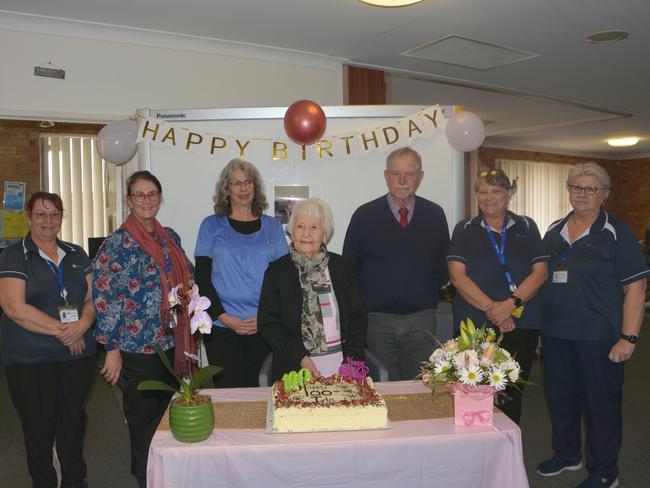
[92, 171, 192, 488]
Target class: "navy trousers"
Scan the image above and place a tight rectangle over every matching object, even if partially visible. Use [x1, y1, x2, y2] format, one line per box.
[541, 336, 624, 480]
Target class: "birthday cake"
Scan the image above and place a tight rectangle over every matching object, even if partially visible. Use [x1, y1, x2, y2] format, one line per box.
[271, 374, 388, 432]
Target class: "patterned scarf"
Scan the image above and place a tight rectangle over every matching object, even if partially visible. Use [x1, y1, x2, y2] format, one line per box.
[121, 214, 194, 375]
[290, 244, 330, 355]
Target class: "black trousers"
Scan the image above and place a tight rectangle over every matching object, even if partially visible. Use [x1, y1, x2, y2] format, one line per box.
[204, 326, 270, 388]
[121, 349, 175, 488]
[497, 327, 539, 425]
[541, 336, 623, 480]
[5, 356, 96, 488]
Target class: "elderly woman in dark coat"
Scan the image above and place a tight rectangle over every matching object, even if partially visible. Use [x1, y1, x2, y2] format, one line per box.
[258, 198, 367, 381]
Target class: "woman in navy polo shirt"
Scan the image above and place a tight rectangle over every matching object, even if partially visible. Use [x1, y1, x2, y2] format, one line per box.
[0, 192, 96, 488]
[447, 169, 549, 424]
[537, 162, 648, 488]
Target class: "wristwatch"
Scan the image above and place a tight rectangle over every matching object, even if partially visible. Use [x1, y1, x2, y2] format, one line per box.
[510, 294, 522, 308]
[621, 334, 639, 344]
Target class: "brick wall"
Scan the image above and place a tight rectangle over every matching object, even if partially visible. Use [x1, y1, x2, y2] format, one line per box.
[601, 158, 650, 240]
[0, 120, 103, 208]
[479, 147, 650, 239]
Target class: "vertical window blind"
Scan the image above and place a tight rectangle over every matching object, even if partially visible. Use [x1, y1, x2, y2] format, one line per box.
[40, 135, 122, 252]
[496, 159, 572, 235]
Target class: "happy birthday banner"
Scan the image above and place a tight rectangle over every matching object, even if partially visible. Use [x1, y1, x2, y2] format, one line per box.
[137, 105, 446, 162]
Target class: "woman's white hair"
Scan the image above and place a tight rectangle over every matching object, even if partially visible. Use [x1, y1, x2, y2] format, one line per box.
[567, 162, 611, 198]
[286, 198, 335, 244]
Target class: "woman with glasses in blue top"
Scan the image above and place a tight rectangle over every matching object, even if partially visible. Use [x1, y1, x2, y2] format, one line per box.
[537, 162, 649, 488]
[194, 158, 288, 387]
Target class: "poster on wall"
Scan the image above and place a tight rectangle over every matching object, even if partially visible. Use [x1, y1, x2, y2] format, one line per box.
[3, 181, 26, 210]
[274, 185, 309, 229]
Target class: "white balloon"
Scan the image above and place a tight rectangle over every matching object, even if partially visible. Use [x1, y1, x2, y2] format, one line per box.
[96, 119, 138, 164]
[445, 111, 485, 152]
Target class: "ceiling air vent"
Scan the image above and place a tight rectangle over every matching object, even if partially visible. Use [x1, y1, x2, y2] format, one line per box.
[401, 35, 539, 70]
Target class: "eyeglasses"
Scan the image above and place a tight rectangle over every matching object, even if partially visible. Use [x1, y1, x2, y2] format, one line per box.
[129, 191, 161, 202]
[32, 211, 63, 221]
[567, 184, 603, 195]
[478, 169, 505, 178]
[229, 179, 253, 188]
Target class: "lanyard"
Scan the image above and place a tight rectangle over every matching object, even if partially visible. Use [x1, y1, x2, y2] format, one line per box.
[484, 217, 517, 293]
[45, 259, 68, 305]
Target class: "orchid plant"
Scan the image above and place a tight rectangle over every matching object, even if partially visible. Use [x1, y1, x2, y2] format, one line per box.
[138, 279, 221, 405]
[419, 318, 523, 393]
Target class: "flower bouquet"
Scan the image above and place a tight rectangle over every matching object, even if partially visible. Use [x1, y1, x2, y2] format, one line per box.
[419, 318, 523, 426]
[138, 279, 221, 442]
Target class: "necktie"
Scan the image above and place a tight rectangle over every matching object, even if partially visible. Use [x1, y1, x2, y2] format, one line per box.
[399, 207, 409, 228]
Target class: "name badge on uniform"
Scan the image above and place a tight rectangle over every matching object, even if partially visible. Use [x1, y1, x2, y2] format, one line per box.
[59, 306, 79, 323]
[552, 268, 568, 283]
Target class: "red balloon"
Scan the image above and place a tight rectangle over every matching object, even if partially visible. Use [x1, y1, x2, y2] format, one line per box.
[283, 100, 327, 145]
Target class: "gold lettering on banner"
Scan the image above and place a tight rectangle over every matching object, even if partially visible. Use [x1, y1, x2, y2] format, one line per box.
[161, 128, 176, 145]
[210, 137, 226, 154]
[408, 119, 423, 137]
[273, 142, 288, 160]
[382, 127, 399, 145]
[361, 131, 378, 151]
[141, 120, 160, 140]
[317, 140, 333, 158]
[235, 140, 250, 157]
[340, 136, 354, 155]
[423, 110, 438, 128]
[185, 132, 203, 150]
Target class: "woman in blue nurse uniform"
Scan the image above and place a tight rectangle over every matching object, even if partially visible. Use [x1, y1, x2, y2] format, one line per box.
[537, 162, 649, 488]
[194, 158, 288, 387]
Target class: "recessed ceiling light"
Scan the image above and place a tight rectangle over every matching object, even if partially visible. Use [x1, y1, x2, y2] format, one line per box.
[607, 137, 639, 147]
[39, 120, 55, 128]
[584, 30, 629, 44]
[359, 0, 424, 7]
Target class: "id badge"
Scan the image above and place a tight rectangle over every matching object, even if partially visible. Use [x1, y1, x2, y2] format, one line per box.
[552, 268, 568, 284]
[59, 306, 79, 323]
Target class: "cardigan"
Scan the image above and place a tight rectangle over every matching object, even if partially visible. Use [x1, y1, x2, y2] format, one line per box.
[258, 252, 367, 382]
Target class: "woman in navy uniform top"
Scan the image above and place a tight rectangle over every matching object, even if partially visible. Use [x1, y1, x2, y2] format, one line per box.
[0, 192, 96, 488]
[447, 169, 549, 424]
[537, 162, 648, 488]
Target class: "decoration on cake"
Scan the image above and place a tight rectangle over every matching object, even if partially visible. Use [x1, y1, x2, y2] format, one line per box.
[281, 368, 313, 391]
[419, 318, 524, 427]
[338, 357, 370, 384]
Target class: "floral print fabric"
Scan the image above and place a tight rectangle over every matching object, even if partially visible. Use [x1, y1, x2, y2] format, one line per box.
[92, 228, 185, 353]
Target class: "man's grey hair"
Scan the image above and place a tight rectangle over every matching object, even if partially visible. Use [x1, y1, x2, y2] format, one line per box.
[386, 147, 422, 172]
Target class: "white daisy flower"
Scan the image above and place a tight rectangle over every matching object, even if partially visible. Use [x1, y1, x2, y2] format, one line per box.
[434, 360, 451, 375]
[488, 367, 506, 389]
[459, 364, 483, 386]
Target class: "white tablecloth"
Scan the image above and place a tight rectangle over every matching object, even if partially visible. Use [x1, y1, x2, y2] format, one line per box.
[147, 381, 529, 488]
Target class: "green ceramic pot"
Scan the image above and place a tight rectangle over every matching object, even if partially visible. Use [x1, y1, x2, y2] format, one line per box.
[169, 395, 214, 443]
